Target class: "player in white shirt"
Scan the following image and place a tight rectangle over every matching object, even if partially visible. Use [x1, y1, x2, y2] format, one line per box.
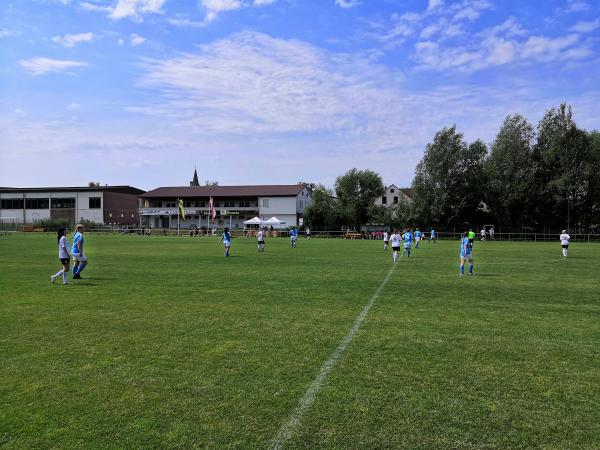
[480, 228, 486, 242]
[257, 229, 265, 252]
[389, 229, 402, 262]
[560, 230, 570, 257]
[51, 227, 70, 285]
[383, 231, 389, 250]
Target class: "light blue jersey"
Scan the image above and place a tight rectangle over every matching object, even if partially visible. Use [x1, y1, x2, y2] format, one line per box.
[431, 229, 436, 237]
[460, 237, 471, 257]
[403, 232, 413, 247]
[415, 231, 422, 239]
[72, 232, 84, 254]
[222, 232, 231, 245]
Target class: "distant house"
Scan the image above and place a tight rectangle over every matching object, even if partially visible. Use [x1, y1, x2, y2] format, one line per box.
[140, 184, 311, 229]
[374, 184, 412, 208]
[0, 186, 145, 225]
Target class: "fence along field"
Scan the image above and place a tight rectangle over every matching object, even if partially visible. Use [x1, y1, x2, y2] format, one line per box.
[0, 233, 598, 448]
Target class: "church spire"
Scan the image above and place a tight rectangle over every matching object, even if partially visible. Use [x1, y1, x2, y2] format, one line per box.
[190, 167, 199, 186]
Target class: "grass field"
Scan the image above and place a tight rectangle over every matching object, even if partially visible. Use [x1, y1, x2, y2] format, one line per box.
[1, 233, 599, 449]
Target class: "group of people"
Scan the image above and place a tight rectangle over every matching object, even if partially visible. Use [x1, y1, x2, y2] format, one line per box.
[51, 224, 572, 281]
[50, 224, 88, 285]
[218, 226, 301, 256]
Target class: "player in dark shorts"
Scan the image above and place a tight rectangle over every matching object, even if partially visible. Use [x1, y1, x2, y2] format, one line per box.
[51, 227, 70, 285]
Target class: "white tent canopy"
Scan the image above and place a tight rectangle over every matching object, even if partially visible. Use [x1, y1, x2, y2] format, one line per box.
[243, 217, 263, 225]
[265, 216, 286, 228]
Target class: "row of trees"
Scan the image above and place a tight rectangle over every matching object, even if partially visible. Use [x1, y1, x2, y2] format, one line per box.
[304, 104, 600, 232]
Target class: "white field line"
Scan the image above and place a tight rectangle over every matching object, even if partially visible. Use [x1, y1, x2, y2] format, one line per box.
[269, 260, 398, 450]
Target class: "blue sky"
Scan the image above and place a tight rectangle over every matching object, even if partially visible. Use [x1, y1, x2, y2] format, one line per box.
[1, 0, 599, 190]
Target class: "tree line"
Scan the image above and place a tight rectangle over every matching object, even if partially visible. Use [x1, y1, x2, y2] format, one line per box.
[304, 103, 600, 233]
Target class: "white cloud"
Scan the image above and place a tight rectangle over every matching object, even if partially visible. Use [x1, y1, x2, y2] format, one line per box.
[130, 33, 146, 46]
[427, 0, 443, 12]
[118, 38, 125, 45]
[566, 0, 589, 13]
[110, 0, 167, 20]
[1, 28, 20, 38]
[52, 32, 94, 47]
[254, 0, 276, 5]
[167, 17, 206, 27]
[414, 28, 590, 71]
[569, 18, 600, 33]
[201, 0, 242, 23]
[19, 57, 88, 75]
[78, 1, 111, 12]
[68, 103, 81, 109]
[335, 0, 359, 8]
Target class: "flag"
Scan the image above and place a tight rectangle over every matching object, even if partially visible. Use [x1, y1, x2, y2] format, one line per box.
[209, 196, 216, 223]
[178, 199, 185, 223]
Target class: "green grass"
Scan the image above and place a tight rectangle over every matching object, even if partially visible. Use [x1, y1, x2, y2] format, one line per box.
[1, 234, 599, 449]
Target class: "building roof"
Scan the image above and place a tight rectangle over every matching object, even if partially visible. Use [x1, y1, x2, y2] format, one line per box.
[400, 188, 412, 198]
[141, 184, 306, 199]
[0, 186, 145, 195]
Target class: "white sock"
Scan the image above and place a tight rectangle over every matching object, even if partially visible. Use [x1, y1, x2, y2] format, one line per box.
[62, 271, 68, 282]
[53, 269, 64, 278]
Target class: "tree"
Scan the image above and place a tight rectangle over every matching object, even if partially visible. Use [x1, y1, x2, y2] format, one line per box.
[298, 182, 317, 194]
[204, 181, 219, 186]
[303, 184, 342, 230]
[486, 114, 535, 230]
[411, 126, 486, 228]
[88, 181, 101, 187]
[334, 169, 384, 228]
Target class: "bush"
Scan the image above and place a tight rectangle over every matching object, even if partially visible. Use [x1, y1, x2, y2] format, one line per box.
[34, 219, 71, 230]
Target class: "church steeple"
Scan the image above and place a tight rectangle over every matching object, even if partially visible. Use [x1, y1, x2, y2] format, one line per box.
[190, 167, 199, 186]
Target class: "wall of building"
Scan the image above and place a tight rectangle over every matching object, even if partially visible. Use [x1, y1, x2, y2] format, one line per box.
[104, 191, 139, 225]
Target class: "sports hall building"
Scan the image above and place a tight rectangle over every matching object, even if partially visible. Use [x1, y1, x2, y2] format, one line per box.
[0, 186, 145, 226]
[139, 184, 311, 229]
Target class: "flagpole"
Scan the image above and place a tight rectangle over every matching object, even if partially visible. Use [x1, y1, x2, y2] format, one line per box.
[177, 197, 181, 236]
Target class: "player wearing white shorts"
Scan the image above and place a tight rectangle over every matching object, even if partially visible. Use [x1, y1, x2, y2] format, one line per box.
[383, 231, 389, 250]
[71, 224, 88, 280]
[51, 226, 70, 285]
[390, 229, 402, 262]
[257, 229, 265, 252]
[220, 227, 232, 257]
[414, 228, 422, 248]
[560, 230, 570, 257]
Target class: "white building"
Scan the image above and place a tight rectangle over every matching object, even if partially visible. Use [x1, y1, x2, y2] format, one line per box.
[139, 184, 311, 229]
[0, 186, 145, 225]
[374, 184, 412, 208]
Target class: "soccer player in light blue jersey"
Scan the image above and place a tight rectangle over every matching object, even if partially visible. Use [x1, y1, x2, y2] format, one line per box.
[402, 227, 413, 258]
[429, 228, 436, 243]
[290, 227, 298, 248]
[71, 224, 88, 279]
[459, 231, 474, 276]
[220, 227, 232, 257]
[414, 228, 422, 248]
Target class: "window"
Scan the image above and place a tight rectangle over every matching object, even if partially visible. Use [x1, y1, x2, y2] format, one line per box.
[393, 196, 398, 204]
[223, 200, 236, 208]
[194, 201, 206, 207]
[390, 188, 395, 193]
[149, 201, 162, 208]
[214, 201, 222, 207]
[51, 198, 75, 209]
[262, 199, 269, 208]
[165, 202, 176, 208]
[238, 201, 251, 207]
[89, 197, 101, 209]
[382, 196, 387, 204]
[26, 198, 49, 209]
[1, 199, 24, 209]
[183, 201, 193, 207]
